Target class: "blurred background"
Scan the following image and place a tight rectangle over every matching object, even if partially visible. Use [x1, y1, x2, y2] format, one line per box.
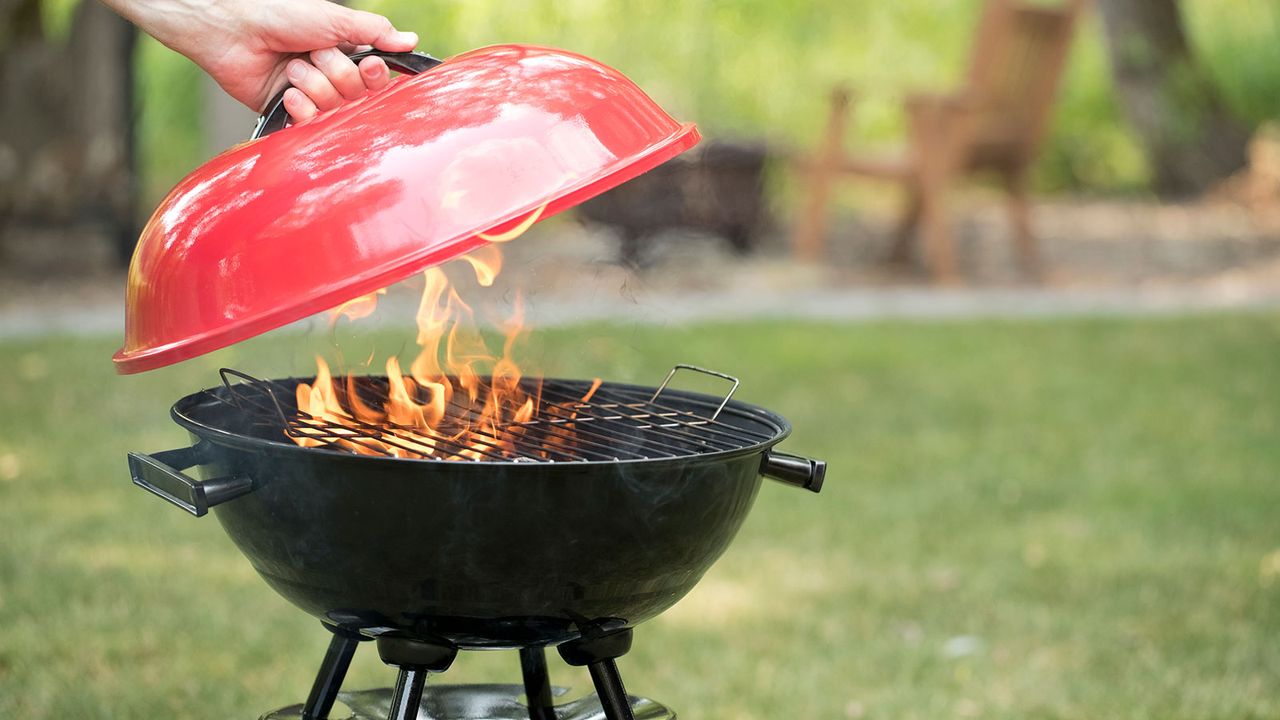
[4, 0, 1280, 285]
[1, 1, 1279, 718]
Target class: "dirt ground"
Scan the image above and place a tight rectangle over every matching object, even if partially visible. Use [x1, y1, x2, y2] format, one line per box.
[2, 197, 1279, 339]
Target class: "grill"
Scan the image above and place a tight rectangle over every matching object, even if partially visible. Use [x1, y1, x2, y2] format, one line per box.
[133, 365, 823, 720]
[215, 365, 778, 464]
[119, 43, 820, 720]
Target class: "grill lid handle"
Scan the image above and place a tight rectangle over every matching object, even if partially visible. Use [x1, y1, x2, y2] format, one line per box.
[127, 445, 254, 517]
[760, 451, 826, 493]
[252, 50, 443, 139]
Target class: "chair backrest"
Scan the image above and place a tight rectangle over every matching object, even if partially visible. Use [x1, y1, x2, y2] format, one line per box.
[964, 0, 1086, 165]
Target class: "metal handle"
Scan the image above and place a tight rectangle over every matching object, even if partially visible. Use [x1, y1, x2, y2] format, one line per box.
[759, 450, 825, 493]
[127, 444, 254, 517]
[252, 49, 443, 139]
[650, 364, 740, 422]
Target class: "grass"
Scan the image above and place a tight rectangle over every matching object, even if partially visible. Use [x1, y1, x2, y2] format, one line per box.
[2, 314, 1280, 718]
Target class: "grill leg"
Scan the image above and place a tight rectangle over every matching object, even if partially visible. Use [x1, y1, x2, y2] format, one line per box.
[558, 628, 636, 720]
[376, 635, 458, 720]
[387, 666, 428, 720]
[302, 626, 367, 720]
[586, 658, 633, 720]
[519, 647, 557, 720]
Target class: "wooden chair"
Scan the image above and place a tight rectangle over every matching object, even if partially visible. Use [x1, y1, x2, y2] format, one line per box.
[793, 0, 1087, 283]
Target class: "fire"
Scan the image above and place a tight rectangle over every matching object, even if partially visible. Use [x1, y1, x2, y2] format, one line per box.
[291, 208, 596, 461]
[327, 288, 386, 326]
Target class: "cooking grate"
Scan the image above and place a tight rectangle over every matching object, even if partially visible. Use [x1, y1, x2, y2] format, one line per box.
[214, 365, 779, 463]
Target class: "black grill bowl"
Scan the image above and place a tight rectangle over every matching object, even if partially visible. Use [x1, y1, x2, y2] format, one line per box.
[129, 378, 822, 648]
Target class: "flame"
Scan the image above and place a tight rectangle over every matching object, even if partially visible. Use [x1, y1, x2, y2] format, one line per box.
[291, 206, 598, 461]
[328, 288, 386, 327]
[478, 204, 546, 243]
[458, 246, 503, 287]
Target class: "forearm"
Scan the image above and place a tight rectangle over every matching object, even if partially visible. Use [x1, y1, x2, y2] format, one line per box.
[98, 0, 244, 70]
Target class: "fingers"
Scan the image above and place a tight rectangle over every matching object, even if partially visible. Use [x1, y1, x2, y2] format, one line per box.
[282, 54, 392, 123]
[286, 57, 344, 112]
[358, 56, 391, 92]
[330, 8, 418, 52]
[271, 5, 417, 124]
[282, 87, 318, 124]
[309, 47, 365, 101]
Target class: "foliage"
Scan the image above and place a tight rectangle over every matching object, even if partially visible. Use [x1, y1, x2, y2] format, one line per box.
[1184, 0, 1280, 127]
[2, 314, 1279, 718]
[114, 0, 1280, 203]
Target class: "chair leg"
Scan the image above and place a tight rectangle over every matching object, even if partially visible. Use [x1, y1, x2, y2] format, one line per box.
[794, 162, 837, 263]
[1005, 175, 1040, 280]
[918, 175, 959, 285]
[888, 186, 922, 266]
[904, 98, 961, 285]
[792, 87, 852, 262]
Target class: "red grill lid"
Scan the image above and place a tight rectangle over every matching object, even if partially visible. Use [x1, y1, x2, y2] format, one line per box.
[113, 44, 699, 374]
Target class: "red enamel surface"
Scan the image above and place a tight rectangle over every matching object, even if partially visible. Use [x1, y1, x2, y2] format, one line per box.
[114, 44, 699, 374]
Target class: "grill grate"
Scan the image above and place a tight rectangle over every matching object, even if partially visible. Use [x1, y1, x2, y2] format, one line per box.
[213, 366, 777, 463]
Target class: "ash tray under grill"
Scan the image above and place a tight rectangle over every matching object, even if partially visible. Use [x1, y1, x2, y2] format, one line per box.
[260, 685, 675, 720]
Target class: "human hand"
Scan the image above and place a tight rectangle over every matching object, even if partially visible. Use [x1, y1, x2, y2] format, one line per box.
[102, 0, 419, 122]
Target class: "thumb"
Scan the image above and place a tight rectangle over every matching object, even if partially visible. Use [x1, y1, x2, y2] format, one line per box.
[328, 8, 418, 52]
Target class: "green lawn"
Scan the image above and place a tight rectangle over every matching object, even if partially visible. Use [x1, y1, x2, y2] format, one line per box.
[1, 315, 1279, 719]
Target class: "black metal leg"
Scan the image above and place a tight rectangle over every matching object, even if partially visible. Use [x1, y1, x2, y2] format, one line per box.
[587, 658, 634, 720]
[519, 646, 557, 720]
[558, 628, 636, 720]
[302, 627, 366, 720]
[375, 634, 459, 720]
[387, 666, 428, 720]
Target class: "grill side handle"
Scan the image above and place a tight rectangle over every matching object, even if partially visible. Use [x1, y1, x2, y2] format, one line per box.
[127, 445, 254, 517]
[759, 451, 825, 493]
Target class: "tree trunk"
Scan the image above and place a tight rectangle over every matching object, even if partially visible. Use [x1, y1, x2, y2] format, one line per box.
[0, 0, 138, 273]
[1096, 0, 1248, 197]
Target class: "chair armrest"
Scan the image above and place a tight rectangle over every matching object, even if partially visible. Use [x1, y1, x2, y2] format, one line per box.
[904, 91, 978, 121]
[904, 91, 980, 170]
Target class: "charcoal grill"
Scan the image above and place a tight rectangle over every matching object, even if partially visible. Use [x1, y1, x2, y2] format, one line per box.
[117, 44, 824, 720]
[130, 366, 823, 720]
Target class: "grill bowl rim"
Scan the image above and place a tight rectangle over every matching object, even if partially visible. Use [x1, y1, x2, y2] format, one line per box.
[169, 375, 793, 469]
